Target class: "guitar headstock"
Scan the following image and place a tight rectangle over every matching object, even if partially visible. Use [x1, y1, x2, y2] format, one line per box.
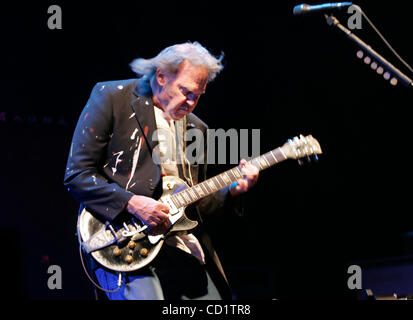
[281, 134, 322, 163]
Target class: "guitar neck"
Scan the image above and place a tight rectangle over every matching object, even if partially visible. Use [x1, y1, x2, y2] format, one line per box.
[169, 147, 288, 209]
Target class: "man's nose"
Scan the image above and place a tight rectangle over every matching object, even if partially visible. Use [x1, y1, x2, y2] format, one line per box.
[186, 98, 196, 107]
[187, 92, 198, 103]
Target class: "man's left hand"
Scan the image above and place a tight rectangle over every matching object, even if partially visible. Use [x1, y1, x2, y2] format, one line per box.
[229, 159, 259, 197]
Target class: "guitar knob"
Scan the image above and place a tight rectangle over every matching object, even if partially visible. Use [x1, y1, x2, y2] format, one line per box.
[125, 255, 133, 263]
[113, 247, 122, 257]
[140, 248, 148, 257]
[128, 241, 136, 249]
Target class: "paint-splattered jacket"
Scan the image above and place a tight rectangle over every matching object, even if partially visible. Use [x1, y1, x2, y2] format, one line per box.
[63, 78, 241, 297]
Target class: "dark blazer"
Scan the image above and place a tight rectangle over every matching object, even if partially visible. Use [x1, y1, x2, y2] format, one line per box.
[64, 78, 240, 299]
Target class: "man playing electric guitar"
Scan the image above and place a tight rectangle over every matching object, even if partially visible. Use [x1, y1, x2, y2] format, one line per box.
[64, 42, 259, 300]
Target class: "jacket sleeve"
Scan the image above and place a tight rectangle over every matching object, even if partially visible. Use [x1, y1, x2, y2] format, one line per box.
[63, 82, 134, 221]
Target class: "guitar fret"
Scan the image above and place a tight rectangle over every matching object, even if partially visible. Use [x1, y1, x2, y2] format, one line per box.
[181, 191, 191, 203]
[199, 181, 210, 194]
[258, 158, 264, 170]
[270, 150, 279, 163]
[187, 188, 198, 201]
[234, 166, 243, 179]
[231, 168, 240, 181]
[221, 172, 231, 185]
[175, 193, 185, 206]
[218, 175, 227, 187]
[194, 185, 205, 197]
[214, 176, 222, 188]
[260, 155, 270, 168]
[170, 195, 180, 208]
[207, 179, 217, 191]
[199, 181, 209, 194]
[278, 147, 288, 160]
[252, 158, 263, 170]
[267, 152, 276, 165]
[227, 169, 238, 182]
[204, 180, 211, 191]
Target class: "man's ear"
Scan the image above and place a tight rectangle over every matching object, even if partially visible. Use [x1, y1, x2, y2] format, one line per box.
[155, 68, 168, 87]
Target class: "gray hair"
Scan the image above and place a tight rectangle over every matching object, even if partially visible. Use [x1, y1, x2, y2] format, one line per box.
[130, 42, 224, 83]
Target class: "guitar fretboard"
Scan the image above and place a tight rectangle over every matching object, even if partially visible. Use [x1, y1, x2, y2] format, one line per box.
[169, 147, 288, 209]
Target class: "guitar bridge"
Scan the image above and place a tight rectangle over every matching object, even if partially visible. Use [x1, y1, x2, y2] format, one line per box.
[121, 224, 148, 238]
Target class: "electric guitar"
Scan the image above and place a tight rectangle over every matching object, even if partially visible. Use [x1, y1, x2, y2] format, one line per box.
[78, 134, 322, 272]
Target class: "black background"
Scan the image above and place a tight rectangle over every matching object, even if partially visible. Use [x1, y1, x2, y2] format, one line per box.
[1, 1, 412, 300]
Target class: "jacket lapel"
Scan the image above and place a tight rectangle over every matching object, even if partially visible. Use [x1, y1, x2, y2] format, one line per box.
[130, 83, 158, 153]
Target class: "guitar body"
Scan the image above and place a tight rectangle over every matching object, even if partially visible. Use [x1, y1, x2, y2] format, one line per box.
[78, 176, 198, 273]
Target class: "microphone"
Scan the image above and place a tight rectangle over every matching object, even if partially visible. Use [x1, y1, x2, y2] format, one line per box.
[293, 2, 353, 15]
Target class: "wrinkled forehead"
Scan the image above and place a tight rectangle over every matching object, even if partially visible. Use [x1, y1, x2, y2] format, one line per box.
[174, 60, 209, 92]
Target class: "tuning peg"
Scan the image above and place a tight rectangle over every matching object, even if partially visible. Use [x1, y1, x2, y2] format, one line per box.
[288, 137, 300, 159]
[298, 156, 313, 166]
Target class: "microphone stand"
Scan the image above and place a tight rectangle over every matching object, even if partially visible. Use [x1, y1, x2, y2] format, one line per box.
[325, 14, 413, 87]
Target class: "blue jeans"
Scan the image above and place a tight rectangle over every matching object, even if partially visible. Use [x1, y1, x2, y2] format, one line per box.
[94, 245, 223, 300]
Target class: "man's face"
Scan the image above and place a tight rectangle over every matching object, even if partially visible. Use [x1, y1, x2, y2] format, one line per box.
[154, 60, 209, 120]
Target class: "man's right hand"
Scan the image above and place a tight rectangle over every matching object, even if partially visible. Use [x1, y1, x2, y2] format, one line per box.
[126, 195, 170, 229]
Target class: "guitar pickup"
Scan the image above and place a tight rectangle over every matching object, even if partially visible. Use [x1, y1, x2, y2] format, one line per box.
[160, 195, 179, 215]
